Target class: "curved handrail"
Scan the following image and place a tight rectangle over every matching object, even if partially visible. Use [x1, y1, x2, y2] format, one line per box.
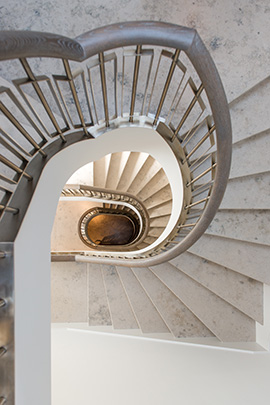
[61, 184, 150, 250]
[0, 22, 232, 266]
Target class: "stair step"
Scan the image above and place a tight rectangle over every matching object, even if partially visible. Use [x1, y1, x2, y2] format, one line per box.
[51, 262, 87, 323]
[137, 169, 169, 201]
[102, 265, 139, 330]
[149, 215, 171, 227]
[105, 151, 130, 190]
[147, 228, 164, 238]
[131, 267, 214, 339]
[207, 209, 270, 246]
[220, 171, 270, 210]
[230, 130, 270, 179]
[127, 156, 161, 195]
[188, 234, 270, 284]
[150, 262, 256, 342]
[229, 76, 270, 144]
[66, 161, 94, 186]
[117, 152, 148, 191]
[143, 184, 172, 209]
[169, 251, 263, 323]
[88, 263, 112, 326]
[93, 154, 111, 188]
[148, 200, 172, 217]
[116, 267, 170, 333]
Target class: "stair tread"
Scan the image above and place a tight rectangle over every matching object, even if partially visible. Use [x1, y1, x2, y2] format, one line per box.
[51, 262, 87, 323]
[143, 184, 172, 209]
[229, 76, 270, 144]
[127, 156, 161, 195]
[220, 171, 270, 210]
[132, 267, 214, 339]
[170, 251, 263, 323]
[105, 151, 130, 190]
[188, 234, 270, 285]
[88, 263, 112, 326]
[207, 209, 270, 246]
[137, 169, 169, 201]
[117, 266, 170, 333]
[117, 152, 148, 191]
[150, 262, 256, 342]
[66, 161, 94, 186]
[230, 129, 270, 179]
[102, 265, 139, 330]
[93, 154, 111, 188]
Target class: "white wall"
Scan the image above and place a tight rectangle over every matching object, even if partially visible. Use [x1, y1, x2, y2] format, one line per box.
[52, 326, 270, 405]
[13, 127, 182, 405]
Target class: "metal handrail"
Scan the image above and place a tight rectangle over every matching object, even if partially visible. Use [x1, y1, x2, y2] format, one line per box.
[60, 184, 150, 251]
[0, 22, 232, 266]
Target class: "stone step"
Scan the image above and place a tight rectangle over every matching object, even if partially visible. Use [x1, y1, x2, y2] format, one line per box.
[102, 265, 139, 330]
[137, 169, 169, 201]
[220, 171, 270, 210]
[105, 151, 130, 190]
[131, 267, 213, 339]
[150, 262, 256, 342]
[88, 263, 112, 326]
[93, 153, 111, 188]
[207, 209, 270, 246]
[230, 129, 270, 179]
[148, 200, 172, 218]
[116, 266, 170, 334]
[169, 251, 263, 323]
[127, 156, 162, 195]
[66, 161, 94, 186]
[143, 184, 172, 209]
[149, 215, 171, 227]
[229, 75, 270, 144]
[188, 234, 270, 285]
[51, 261, 88, 323]
[117, 151, 149, 192]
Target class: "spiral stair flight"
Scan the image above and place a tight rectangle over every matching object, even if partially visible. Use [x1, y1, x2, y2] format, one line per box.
[0, 22, 269, 404]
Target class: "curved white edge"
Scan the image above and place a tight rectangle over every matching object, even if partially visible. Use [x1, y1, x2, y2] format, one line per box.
[13, 126, 182, 405]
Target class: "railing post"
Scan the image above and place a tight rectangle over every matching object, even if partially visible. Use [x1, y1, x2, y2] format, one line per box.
[0, 243, 14, 404]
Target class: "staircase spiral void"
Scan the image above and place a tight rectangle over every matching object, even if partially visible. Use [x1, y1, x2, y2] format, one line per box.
[0, 21, 269, 405]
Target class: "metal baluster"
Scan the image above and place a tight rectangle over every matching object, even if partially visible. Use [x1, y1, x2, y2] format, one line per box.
[99, 52, 109, 127]
[129, 45, 142, 122]
[20, 58, 66, 142]
[153, 49, 180, 126]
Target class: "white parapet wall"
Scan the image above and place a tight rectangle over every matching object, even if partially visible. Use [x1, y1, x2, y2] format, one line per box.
[52, 325, 270, 405]
[13, 126, 183, 405]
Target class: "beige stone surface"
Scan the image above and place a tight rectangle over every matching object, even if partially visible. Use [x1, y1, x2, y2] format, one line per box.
[170, 251, 263, 323]
[51, 200, 103, 251]
[51, 262, 87, 322]
[189, 234, 270, 284]
[117, 152, 149, 191]
[207, 209, 270, 246]
[102, 265, 139, 330]
[88, 263, 112, 326]
[117, 266, 169, 333]
[230, 130, 270, 179]
[151, 262, 256, 342]
[132, 267, 213, 338]
[220, 171, 270, 210]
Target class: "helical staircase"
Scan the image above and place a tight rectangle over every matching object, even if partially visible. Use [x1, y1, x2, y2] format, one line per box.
[0, 21, 269, 405]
